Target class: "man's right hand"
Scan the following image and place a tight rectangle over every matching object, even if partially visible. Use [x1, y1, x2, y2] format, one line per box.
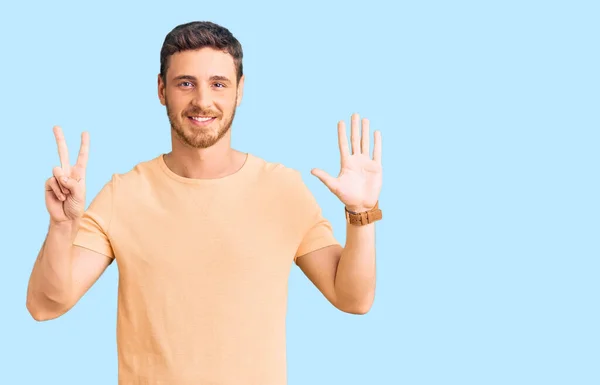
[45, 126, 90, 224]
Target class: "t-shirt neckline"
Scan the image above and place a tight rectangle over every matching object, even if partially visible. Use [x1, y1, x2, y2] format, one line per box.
[157, 152, 254, 185]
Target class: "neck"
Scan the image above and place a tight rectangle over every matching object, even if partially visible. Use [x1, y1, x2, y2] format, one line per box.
[164, 131, 246, 179]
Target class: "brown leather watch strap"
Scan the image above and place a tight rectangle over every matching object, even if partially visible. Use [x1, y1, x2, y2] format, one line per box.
[345, 201, 382, 226]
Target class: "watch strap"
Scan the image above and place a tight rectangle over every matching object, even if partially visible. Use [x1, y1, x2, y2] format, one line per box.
[345, 201, 382, 226]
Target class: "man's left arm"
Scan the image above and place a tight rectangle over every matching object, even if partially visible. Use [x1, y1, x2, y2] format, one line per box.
[296, 113, 382, 315]
[296, 221, 377, 315]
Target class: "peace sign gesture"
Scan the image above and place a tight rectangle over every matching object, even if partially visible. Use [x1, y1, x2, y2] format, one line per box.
[44, 126, 90, 224]
[311, 113, 383, 213]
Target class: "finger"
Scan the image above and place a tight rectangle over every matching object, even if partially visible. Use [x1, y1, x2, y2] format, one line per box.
[351, 113, 360, 154]
[45, 177, 66, 201]
[337, 121, 350, 161]
[59, 175, 81, 195]
[361, 118, 370, 155]
[52, 166, 68, 195]
[76, 131, 90, 170]
[373, 130, 382, 163]
[311, 168, 339, 193]
[53, 126, 71, 174]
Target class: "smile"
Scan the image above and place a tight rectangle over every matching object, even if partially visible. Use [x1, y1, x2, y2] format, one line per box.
[190, 116, 214, 122]
[188, 116, 216, 127]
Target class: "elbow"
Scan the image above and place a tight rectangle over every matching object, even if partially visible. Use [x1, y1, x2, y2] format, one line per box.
[27, 304, 65, 322]
[26, 300, 50, 322]
[344, 302, 373, 315]
[26, 295, 68, 322]
[28, 310, 51, 322]
[336, 294, 375, 315]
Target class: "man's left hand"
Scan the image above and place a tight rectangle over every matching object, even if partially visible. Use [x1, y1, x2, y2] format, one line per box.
[311, 113, 383, 212]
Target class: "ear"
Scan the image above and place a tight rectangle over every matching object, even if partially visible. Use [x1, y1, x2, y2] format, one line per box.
[158, 74, 166, 106]
[236, 75, 245, 107]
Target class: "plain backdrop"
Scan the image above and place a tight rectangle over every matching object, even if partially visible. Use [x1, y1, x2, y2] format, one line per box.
[1, 0, 598, 384]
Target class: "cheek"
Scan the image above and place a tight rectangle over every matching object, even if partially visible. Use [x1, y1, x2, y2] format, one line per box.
[166, 94, 188, 111]
[216, 94, 238, 111]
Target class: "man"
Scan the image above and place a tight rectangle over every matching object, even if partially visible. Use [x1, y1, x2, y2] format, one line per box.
[26, 21, 383, 384]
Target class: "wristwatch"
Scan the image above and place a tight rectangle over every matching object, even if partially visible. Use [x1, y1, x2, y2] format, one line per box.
[345, 201, 382, 226]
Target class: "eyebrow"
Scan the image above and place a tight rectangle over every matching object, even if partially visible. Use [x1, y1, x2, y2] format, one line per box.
[172, 75, 232, 83]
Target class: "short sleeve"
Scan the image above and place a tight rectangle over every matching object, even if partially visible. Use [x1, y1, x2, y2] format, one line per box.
[292, 171, 340, 262]
[73, 177, 115, 259]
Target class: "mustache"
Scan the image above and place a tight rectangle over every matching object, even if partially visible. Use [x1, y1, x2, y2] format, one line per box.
[184, 108, 220, 117]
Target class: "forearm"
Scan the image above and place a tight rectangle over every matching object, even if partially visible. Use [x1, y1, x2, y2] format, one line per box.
[27, 220, 79, 318]
[334, 222, 376, 314]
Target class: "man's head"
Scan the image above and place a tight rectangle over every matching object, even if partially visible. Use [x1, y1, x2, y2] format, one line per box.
[158, 21, 244, 149]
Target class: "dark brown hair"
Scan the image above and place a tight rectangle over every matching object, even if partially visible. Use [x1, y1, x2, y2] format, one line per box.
[160, 21, 243, 85]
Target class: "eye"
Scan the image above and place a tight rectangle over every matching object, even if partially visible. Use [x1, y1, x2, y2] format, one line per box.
[214, 82, 225, 88]
[178, 81, 193, 88]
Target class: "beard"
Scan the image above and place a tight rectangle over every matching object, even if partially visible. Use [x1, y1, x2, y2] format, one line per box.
[166, 96, 237, 149]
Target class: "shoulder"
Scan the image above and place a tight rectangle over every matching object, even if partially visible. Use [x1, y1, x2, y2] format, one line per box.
[249, 153, 306, 189]
[101, 155, 163, 193]
[248, 154, 319, 212]
[249, 155, 325, 228]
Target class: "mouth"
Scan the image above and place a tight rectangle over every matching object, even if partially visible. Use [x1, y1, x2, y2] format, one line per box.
[188, 115, 217, 127]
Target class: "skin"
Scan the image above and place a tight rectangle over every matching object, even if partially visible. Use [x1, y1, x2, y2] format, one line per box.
[159, 47, 247, 179]
[26, 46, 382, 321]
[299, 114, 382, 314]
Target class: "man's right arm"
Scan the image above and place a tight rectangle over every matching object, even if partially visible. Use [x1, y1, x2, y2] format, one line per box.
[26, 219, 113, 321]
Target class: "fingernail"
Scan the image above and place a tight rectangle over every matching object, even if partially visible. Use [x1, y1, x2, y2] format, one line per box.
[62, 177, 68, 183]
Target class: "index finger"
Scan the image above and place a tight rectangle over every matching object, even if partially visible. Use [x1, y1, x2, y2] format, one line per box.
[337, 120, 350, 161]
[53, 126, 71, 174]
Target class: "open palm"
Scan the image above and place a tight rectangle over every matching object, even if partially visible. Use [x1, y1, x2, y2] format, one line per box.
[311, 113, 382, 212]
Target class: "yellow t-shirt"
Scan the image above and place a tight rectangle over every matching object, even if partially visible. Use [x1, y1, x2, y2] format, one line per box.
[73, 153, 340, 385]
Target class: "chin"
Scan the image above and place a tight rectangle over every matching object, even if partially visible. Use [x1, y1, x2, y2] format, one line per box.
[182, 132, 219, 149]
[174, 125, 227, 149]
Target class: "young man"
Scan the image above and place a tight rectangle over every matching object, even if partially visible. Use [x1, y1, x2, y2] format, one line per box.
[26, 21, 383, 384]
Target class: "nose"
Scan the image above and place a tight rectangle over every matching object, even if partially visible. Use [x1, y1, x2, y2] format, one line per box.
[191, 84, 212, 109]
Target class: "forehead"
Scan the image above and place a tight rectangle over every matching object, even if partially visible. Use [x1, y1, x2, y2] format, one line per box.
[167, 47, 236, 79]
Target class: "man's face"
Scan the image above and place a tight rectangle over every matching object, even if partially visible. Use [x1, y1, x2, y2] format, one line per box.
[158, 47, 244, 149]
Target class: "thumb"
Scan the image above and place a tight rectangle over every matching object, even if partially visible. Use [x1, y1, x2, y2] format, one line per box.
[59, 175, 82, 195]
[311, 168, 338, 192]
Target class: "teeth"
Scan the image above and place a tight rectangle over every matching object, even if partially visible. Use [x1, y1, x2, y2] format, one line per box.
[191, 116, 213, 122]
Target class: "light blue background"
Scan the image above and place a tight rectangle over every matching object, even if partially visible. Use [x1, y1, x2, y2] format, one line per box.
[1, 0, 598, 384]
